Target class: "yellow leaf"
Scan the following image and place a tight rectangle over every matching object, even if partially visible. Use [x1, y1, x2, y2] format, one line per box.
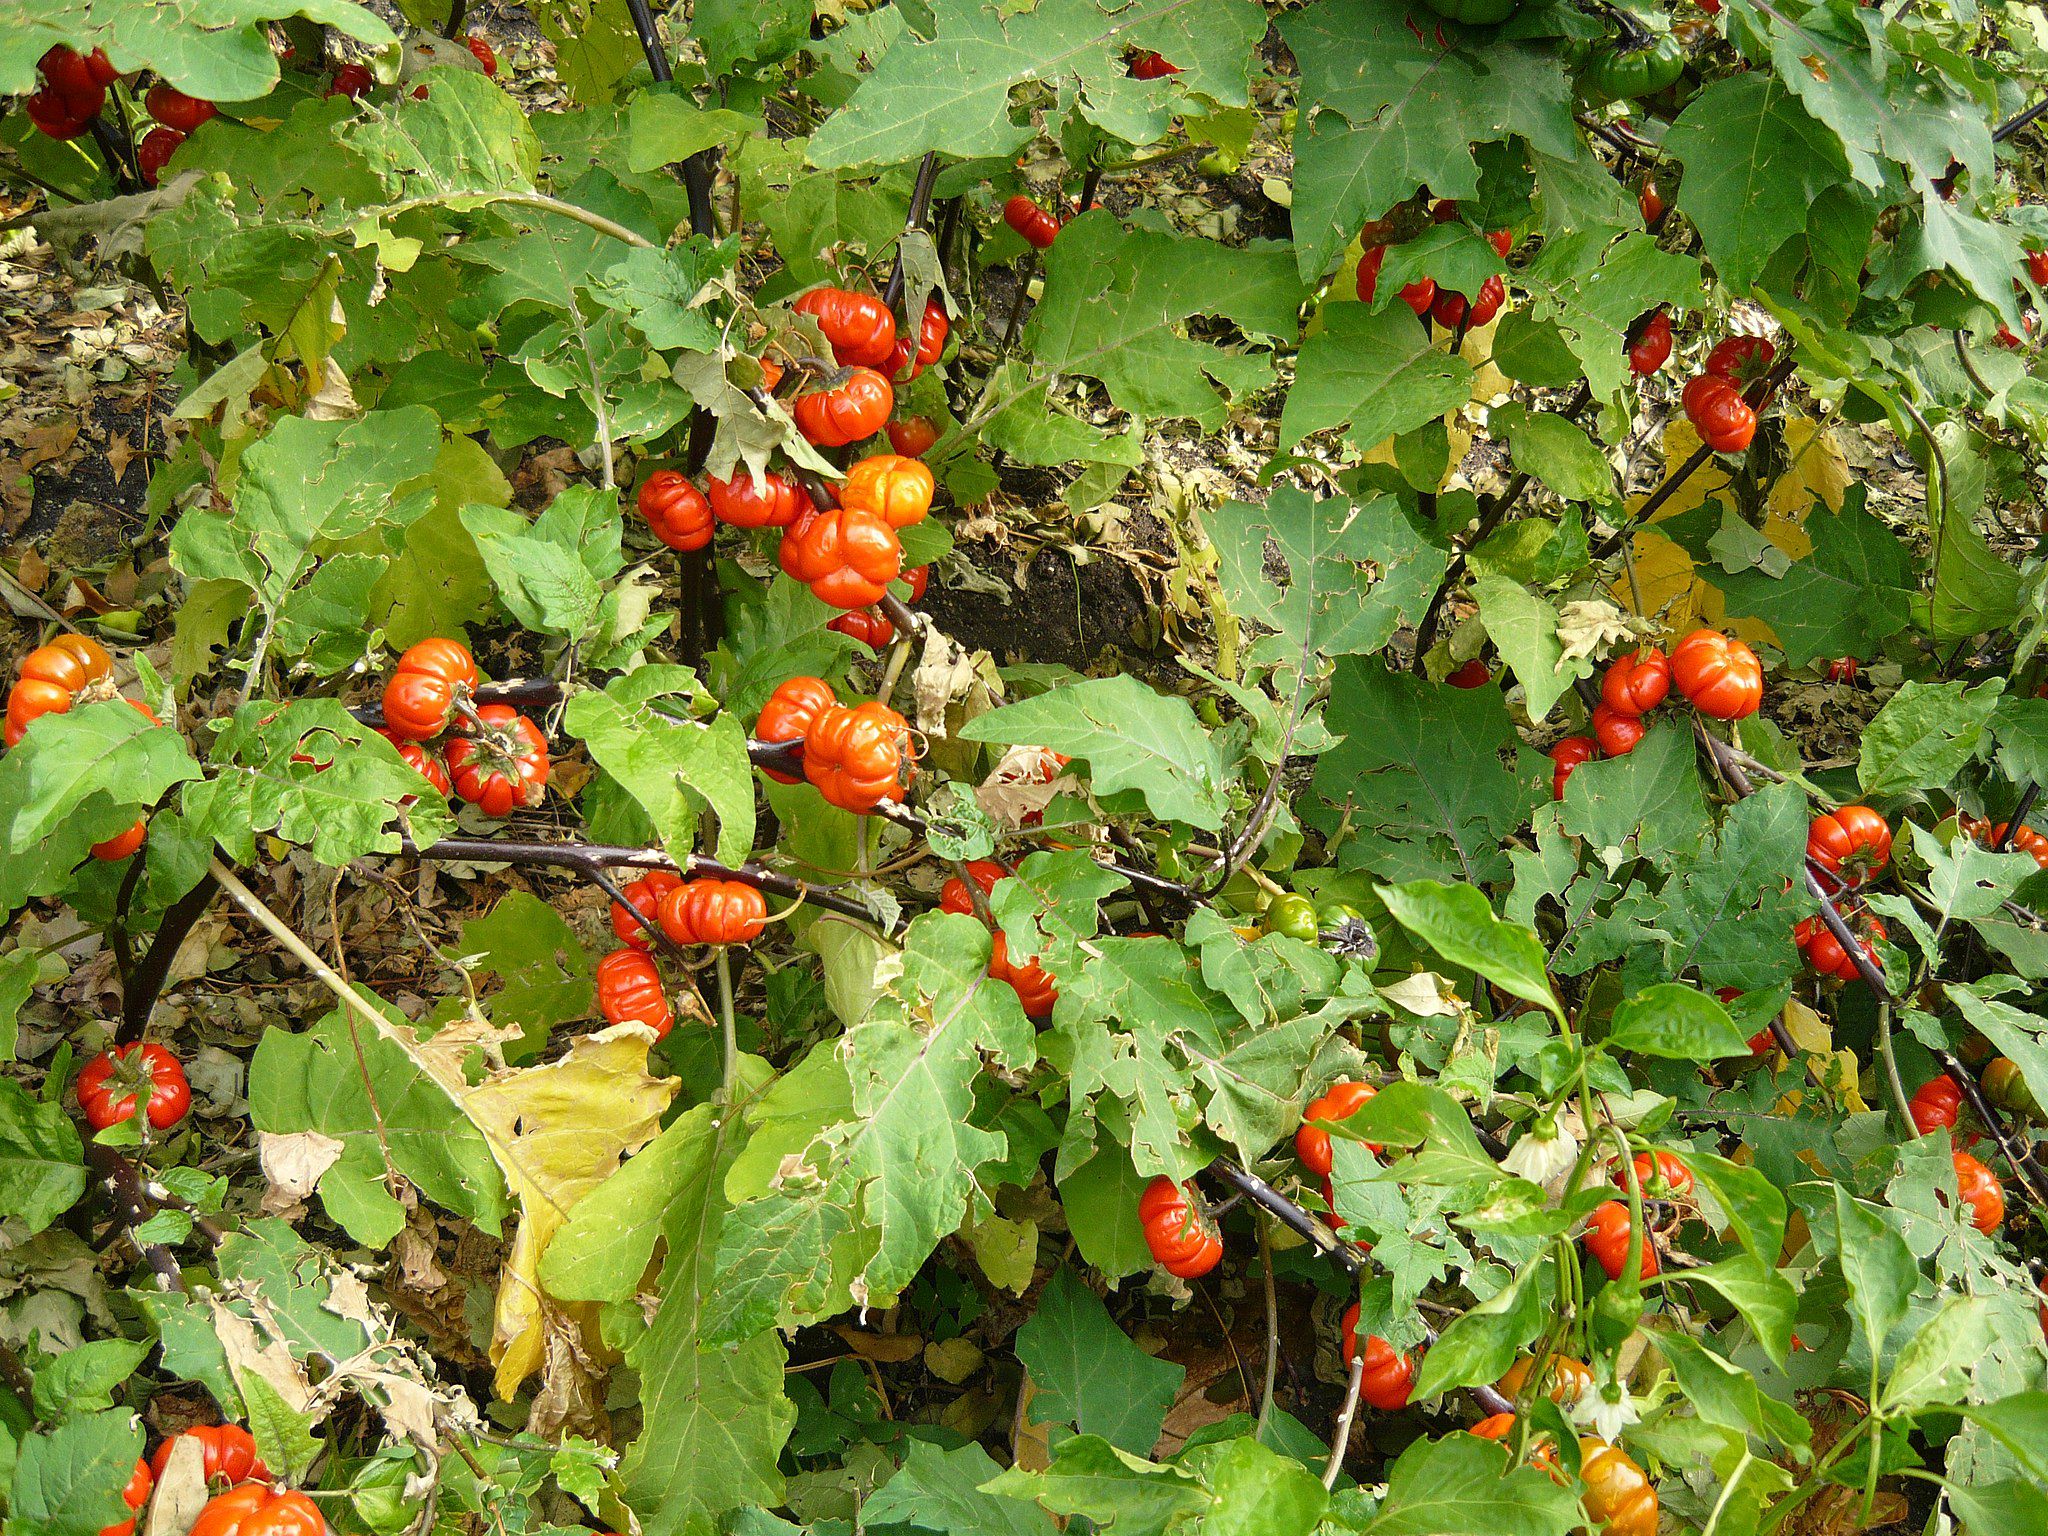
[1617, 415, 1850, 644]
[392, 1015, 675, 1398]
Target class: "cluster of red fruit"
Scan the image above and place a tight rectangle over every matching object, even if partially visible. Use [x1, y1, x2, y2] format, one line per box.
[1548, 629, 1764, 799]
[1793, 805, 1892, 979]
[796, 284, 948, 384]
[1680, 334, 1775, 453]
[91, 1424, 321, 1536]
[937, 862, 1059, 1017]
[1581, 1149, 1694, 1283]
[23, 44, 119, 140]
[1895, 1076, 2010, 1235]
[591, 870, 775, 1038]
[378, 640, 549, 817]
[637, 453, 936, 628]
[1355, 202, 1511, 332]
[135, 82, 215, 184]
[755, 676, 916, 815]
[1958, 812, 2048, 871]
[6, 633, 154, 859]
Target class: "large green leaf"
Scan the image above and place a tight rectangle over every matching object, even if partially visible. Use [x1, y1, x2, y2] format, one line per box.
[1204, 485, 1449, 667]
[619, 1105, 794, 1536]
[807, 0, 1265, 167]
[1022, 212, 1305, 431]
[1014, 1269, 1183, 1456]
[1277, 306, 1473, 452]
[1309, 659, 1537, 888]
[1280, 0, 1579, 279]
[562, 667, 756, 868]
[1666, 73, 1851, 289]
[0, 1079, 86, 1236]
[962, 676, 1230, 831]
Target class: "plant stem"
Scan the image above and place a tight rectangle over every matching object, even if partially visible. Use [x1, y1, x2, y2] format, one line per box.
[1254, 1214, 1278, 1441]
[1322, 1356, 1365, 1489]
[716, 947, 738, 1103]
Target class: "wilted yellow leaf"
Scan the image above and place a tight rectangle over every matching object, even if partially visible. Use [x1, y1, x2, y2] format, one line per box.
[395, 1016, 675, 1398]
[1619, 414, 1849, 645]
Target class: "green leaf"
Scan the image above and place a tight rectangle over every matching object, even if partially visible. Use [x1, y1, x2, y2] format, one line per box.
[1014, 1269, 1183, 1457]
[1665, 73, 1850, 290]
[1278, 306, 1473, 452]
[1927, 426, 2024, 641]
[1832, 1188, 1915, 1366]
[1513, 231, 1705, 399]
[1658, 1333, 1810, 1449]
[1557, 722, 1710, 861]
[1956, 1393, 2048, 1485]
[709, 915, 1034, 1340]
[1345, 1082, 1507, 1187]
[1946, 1481, 2048, 1536]
[1359, 1431, 1581, 1536]
[961, 677, 1229, 831]
[562, 669, 756, 868]
[2, 1410, 143, 1536]
[1309, 660, 1537, 888]
[1022, 213, 1305, 431]
[1857, 679, 2002, 798]
[1607, 983, 1752, 1060]
[1989, 695, 2048, 789]
[1680, 1253, 1799, 1364]
[0, 947, 34, 1063]
[1280, 0, 1579, 279]
[0, 1079, 85, 1236]
[1692, 488, 1914, 666]
[1204, 485, 1448, 667]
[1881, 1293, 1994, 1414]
[182, 701, 454, 869]
[28, 1340, 148, 1424]
[1377, 881, 1562, 1021]
[440, 891, 595, 1060]
[1655, 781, 1811, 996]
[238, 1371, 321, 1483]
[540, 1109, 705, 1303]
[864, 1441, 1055, 1536]
[627, 93, 762, 170]
[249, 1009, 509, 1248]
[1684, 1151, 1788, 1273]
[619, 1104, 794, 1534]
[807, 0, 1266, 167]
[1056, 1142, 1151, 1281]
[1411, 1264, 1540, 1401]
[1942, 989, 2048, 1150]
[1911, 824, 2039, 925]
[983, 1437, 1209, 1536]
[1498, 407, 1613, 503]
[166, 408, 442, 659]
[590, 241, 732, 354]
[1471, 572, 1593, 725]
[686, 0, 812, 78]
[0, 701, 199, 857]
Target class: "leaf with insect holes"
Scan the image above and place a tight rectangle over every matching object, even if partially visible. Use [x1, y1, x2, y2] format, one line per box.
[1281, 0, 1579, 279]
[1205, 484, 1449, 666]
[166, 408, 442, 656]
[806, 0, 1266, 167]
[961, 675, 1229, 831]
[0, 1, 397, 101]
[1024, 213, 1306, 430]
[182, 700, 454, 868]
[707, 914, 1034, 1342]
